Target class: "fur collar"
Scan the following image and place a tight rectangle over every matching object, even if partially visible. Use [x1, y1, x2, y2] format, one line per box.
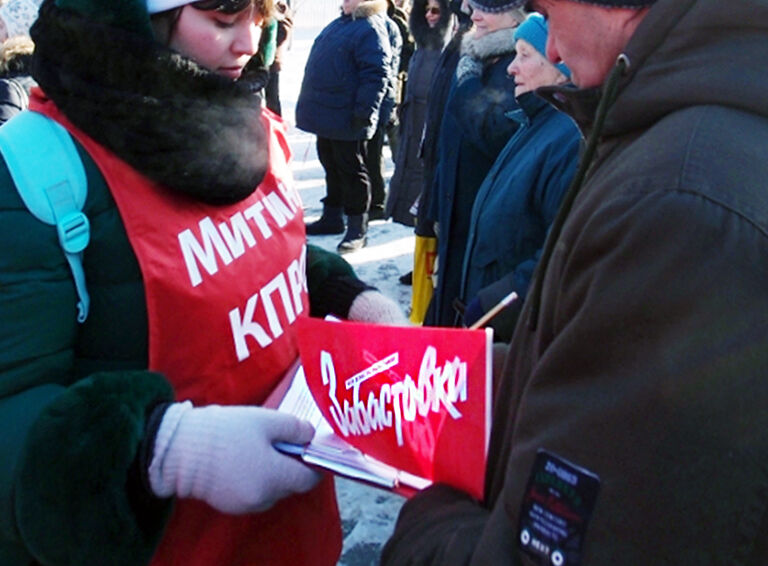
[409, 0, 452, 50]
[29, 0, 268, 205]
[352, 0, 388, 19]
[460, 26, 517, 60]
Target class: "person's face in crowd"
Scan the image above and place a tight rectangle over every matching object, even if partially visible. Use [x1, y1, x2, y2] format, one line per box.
[343, 0, 364, 15]
[470, 6, 522, 39]
[507, 38, 566, 96]
[169, 4, 263, 79]
[425, 0, 442, 27]
[529, 0, 649, 88]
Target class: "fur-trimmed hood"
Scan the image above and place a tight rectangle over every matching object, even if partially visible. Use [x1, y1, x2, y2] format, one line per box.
[460, 25, 516, 60]
[409, 0, 453, 50]
[351, 0, 388, 19]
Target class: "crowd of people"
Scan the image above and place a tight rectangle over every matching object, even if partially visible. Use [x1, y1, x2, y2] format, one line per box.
[1, 0, 766, 564]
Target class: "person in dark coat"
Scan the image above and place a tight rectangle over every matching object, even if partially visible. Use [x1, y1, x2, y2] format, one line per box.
[382, 0, 768, 564]
[264, 0, 293, 115]
[296, 0, 394, 253]
[400, 0, 470, 306]
[423, 0, 526, 327]
[417, 0, 472, 231]
[365, 0, 403, 221]
[381, 0, 414, 161]
[459, 14, 579, 342]
[385, 0, 452, 227]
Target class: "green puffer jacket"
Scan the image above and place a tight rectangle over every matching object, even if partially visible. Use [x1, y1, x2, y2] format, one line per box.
[0, 136, 364, 565]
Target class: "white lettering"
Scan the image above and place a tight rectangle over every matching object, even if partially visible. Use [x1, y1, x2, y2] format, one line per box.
[260, 273, 295, 339]
[321, 347, 468, 446]
[229, 293, 272, 361]
[545, 461, 578, 486]
[286, 249, 305, 316]
[321, 351, 349, 435]
[244, 201, 273, 239]
[218, 211, 256, 258]
[179, 217, 234, 287]
[345, 353, 399, 390]
[262, 191, 295, 227]
[276, 178, 301, 212]
[179, 191, 304, 287]
[228, 262, 307, 362]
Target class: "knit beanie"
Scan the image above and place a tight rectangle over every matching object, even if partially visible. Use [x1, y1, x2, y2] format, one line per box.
[466, 0, 524, 14]
[513, 13, 570, 79]
[146, 0, 196, 12]
[0, 0, 44, 37]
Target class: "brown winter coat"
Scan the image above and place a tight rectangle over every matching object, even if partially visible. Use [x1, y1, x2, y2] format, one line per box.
[382, 0, 768, 563]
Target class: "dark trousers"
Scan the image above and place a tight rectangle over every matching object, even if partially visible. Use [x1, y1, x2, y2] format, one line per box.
[365, 124, 387, 209]
[316, 136, 370, 215]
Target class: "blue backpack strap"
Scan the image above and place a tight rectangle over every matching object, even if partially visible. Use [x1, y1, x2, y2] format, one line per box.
[0, 111, 90, 322]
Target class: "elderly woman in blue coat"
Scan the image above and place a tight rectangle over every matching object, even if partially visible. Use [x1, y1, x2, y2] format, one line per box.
[459, 14, 580, 342]
[422, 0, 525, 327]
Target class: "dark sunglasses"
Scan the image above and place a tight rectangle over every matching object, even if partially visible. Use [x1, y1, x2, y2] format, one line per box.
[425, 6, 441, 15]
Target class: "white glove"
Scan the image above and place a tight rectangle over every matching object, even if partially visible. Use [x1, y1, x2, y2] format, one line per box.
[348, 290, 409, 326]
[148, 402, 322, 514]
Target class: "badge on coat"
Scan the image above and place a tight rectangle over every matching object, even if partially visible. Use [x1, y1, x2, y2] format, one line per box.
[517, 450, 601, 566]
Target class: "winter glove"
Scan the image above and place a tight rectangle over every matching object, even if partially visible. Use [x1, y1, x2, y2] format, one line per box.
[148, 402, 322, 514]
[348, 289, 409, 325]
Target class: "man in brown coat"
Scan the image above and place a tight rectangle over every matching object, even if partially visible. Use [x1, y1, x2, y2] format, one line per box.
[381, 0, 768, 564]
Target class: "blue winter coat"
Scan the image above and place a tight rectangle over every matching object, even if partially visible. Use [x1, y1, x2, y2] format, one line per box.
[295, 0, 393, 141]
[379, 13, 402, 128]
[459, 92, 580, 339]
[424, 27, 520, 327]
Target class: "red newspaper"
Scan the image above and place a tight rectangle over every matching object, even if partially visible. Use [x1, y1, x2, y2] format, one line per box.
[273, 316, 493, 500]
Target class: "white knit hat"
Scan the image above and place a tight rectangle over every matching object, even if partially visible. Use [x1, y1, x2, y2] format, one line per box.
[146, 0, 197, 14]
[0, 0, 43, 37]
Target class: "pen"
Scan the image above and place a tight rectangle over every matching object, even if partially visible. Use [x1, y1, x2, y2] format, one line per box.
[468, 291, 518, 330]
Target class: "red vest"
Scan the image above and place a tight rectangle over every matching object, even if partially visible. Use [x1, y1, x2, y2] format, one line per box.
[30, 93, 342, 566]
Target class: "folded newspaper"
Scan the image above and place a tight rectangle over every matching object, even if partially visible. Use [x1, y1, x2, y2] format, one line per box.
[272, 317, 493, 499]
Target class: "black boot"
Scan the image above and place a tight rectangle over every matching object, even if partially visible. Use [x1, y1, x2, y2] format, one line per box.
[306, 205, 345, 235]
[337, 213, 368, 253]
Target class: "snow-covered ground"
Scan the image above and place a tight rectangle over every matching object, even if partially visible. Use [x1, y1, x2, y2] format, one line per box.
[280, 2, 414, 564]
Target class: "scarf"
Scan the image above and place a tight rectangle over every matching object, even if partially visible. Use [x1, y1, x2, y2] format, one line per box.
[30, 0, 268, 204]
